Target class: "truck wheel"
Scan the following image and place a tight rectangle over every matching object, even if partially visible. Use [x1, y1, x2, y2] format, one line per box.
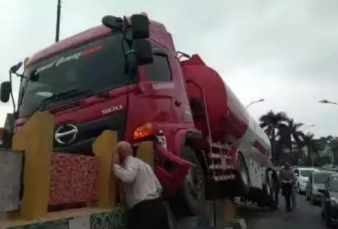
[265, 172, 276, 209]
[238, 153, 250, 195]
[170, 146, 205, 218]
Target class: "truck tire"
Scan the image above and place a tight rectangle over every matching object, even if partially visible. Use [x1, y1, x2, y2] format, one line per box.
[237, 153, 250, 196]
[170, 146, 205, 218]
[266, 170, 277, 208]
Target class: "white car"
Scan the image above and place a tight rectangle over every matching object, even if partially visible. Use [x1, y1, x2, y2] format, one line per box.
[293, 167, 319, 194]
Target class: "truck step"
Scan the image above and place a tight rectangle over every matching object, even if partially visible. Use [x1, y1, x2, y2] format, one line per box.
[212, 174, 236, 181]
[208, 164, 235, 170]
[207, 153, 233, 159]
[205, 141, 237, 182]
[209, 142, 232, 150]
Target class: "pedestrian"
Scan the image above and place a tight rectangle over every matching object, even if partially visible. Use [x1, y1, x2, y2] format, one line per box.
[279, 162, 294, 212]
[112, 141, 170, 229]
[291, 171, 297, 209]
[271, 170, 280, 208]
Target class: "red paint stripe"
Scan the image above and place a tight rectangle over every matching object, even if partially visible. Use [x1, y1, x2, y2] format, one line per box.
[253, 140, 267, 155]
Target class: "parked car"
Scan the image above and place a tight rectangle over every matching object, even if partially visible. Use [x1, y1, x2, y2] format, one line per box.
[293, 167, 319, 194]
[321, 174, 338, 227]
[306, 171, 337, 204]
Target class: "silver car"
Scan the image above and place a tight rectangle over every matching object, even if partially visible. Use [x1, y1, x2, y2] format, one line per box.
[306, 171, 336, 204]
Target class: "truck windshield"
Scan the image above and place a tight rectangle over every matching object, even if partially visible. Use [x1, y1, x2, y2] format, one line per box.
[18, 33, 132, 117]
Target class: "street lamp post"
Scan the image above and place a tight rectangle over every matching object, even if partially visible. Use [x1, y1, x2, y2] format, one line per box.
[55, 0, 62, 42]
[245, 99, 265, 109]
[302, 124, 315, 132]
[319, 99, 338, 106]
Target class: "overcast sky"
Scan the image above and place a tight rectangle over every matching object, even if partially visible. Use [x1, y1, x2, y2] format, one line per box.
[0, 0, 337, 137]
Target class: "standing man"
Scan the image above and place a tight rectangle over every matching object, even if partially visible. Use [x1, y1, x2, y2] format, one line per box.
[279, 162, 293, 212]
[112, 141, 170, 229]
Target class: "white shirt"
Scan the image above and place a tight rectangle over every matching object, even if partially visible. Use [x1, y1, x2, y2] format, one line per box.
[113, 156, 163, 209]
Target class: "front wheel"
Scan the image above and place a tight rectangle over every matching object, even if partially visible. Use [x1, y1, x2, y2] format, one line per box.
[170, 146, 205, 218]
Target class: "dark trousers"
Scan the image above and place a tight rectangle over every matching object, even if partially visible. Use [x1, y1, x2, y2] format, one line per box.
[274, 187, 279, 206]
[282, 183, 292, 211]
[128, 199, 170, 229]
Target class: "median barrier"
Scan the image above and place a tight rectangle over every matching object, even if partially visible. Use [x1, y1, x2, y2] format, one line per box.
[0, 111, 244, 229]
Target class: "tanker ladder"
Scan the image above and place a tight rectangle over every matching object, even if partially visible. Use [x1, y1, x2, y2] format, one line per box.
[206, 141, 237, 182]
[199, 87, 237, 183]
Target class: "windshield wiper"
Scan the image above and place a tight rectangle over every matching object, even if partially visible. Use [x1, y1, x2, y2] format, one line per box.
[31, 89, 92, 115]
[52, 89, 91, 101]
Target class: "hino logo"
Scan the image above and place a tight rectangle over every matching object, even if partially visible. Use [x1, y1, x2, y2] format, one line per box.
[55, 124, 78, 145]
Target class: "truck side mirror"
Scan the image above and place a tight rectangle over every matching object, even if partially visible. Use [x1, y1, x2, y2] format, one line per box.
[131, 39, 153, 66]
[0, 81, 11, 103]
[10, 62, 23, 74]
[130, 14, 150, 39]
[102, 15, 123, 30]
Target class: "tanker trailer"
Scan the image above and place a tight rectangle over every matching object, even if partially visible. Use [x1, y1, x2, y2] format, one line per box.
[180, 54, 275, 206]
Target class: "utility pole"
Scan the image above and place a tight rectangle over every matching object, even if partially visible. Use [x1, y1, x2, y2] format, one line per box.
[55, 0, 61, 42]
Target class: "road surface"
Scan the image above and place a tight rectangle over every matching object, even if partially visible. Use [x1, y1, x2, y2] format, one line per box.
[238, 193, 327, 229]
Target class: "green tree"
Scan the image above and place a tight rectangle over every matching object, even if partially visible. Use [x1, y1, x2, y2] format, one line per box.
[259, 110, 288, 165]
[329, 137, 338, 165]
[299, 133, 319, 166]
[277, 118, 304, 156]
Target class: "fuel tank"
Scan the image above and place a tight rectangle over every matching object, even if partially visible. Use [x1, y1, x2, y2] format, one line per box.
[181, 54, 271, 164]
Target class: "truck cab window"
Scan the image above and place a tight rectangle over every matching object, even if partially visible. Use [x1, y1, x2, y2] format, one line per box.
[145, 54, 171, 81]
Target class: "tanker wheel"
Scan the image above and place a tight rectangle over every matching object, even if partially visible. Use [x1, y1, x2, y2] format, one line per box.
[170, 146, 205, 218]
[237, 153, 250, 195]
[266, 171, 277, 209]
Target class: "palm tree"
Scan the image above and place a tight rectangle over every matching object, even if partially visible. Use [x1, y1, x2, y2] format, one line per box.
[299, 133, 317, 166]
[327, 136, 338, 165]
[259, 110, 288, 164]
[277, 118, 304, 154]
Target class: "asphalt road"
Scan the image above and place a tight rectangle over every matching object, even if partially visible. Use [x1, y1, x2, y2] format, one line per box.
[237, 193, 327, 229]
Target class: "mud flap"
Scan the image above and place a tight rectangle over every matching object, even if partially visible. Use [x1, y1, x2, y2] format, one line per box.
[153, 144, 192, 197]
[170, 146, 205, 218]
